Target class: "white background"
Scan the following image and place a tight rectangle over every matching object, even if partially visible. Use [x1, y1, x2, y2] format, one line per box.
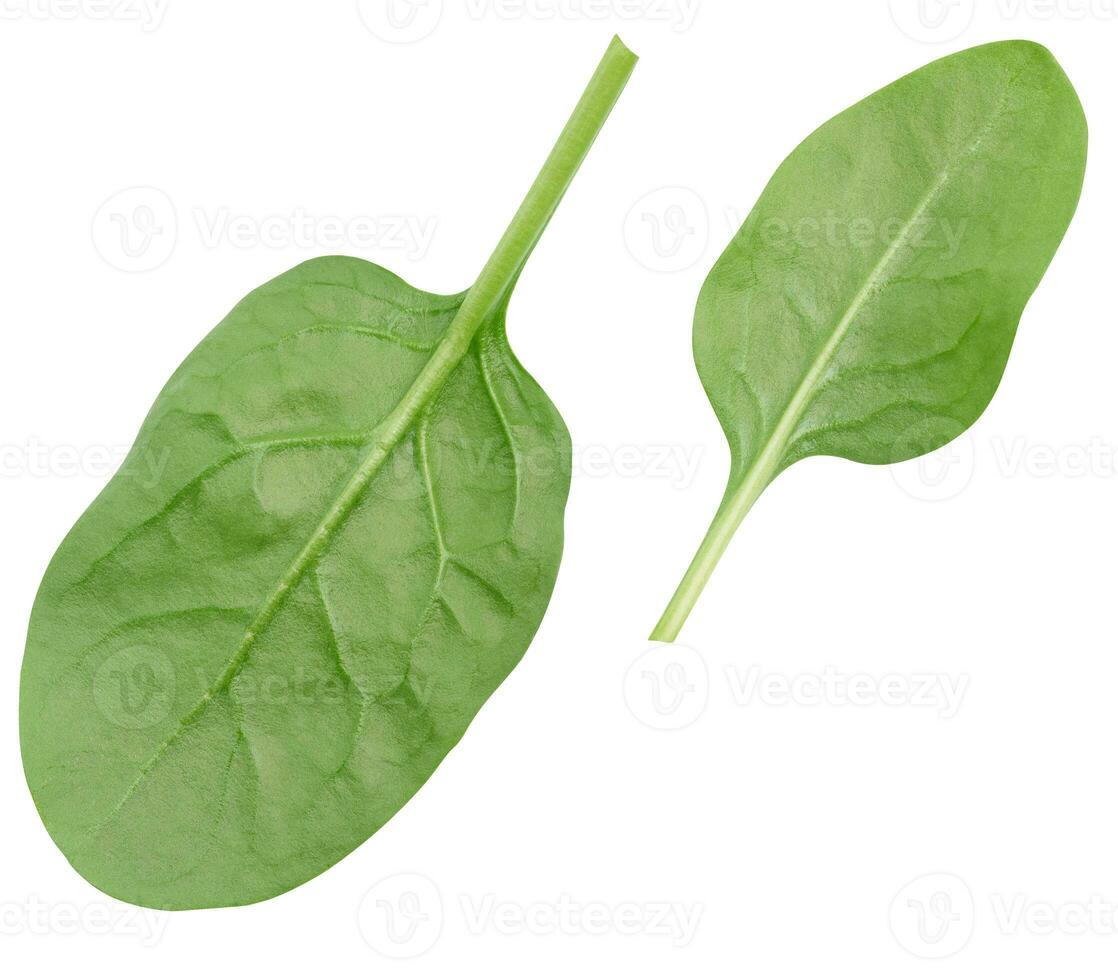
[1, 0, 1116, 975]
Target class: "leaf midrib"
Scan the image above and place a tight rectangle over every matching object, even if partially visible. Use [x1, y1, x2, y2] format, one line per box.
[76, 37, 638, 846]
[727, 85, 1014, 513]
[649, 78, 1018, 643]
[77, 321, 471, 848]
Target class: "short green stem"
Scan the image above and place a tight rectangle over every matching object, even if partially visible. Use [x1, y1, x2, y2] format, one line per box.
[445, 35, 637, 355]
[368, 34, 636, 465]
[649, 456, 777, 642]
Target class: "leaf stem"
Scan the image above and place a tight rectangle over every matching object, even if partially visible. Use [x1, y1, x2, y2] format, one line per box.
[365, 35, 637, 458]
[649, 454, 779, 642]
[446, 34, 637, 358]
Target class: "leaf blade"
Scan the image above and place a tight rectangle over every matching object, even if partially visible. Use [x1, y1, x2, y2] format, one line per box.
[653, 40, 1087, 640]
[22, 258, 570, 908]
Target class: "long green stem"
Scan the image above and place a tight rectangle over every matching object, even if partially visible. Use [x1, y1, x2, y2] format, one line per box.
[466, 35, 637, 324]
[439, 34, 637, 364]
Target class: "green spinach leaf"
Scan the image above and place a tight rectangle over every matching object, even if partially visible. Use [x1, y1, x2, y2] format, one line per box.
[21, 37, 637, 909]
[651, 41, 1086, 640]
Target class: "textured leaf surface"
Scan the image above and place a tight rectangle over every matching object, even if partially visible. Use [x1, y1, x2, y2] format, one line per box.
[699, 39, 1085, 478]
[653, 41, 1086, 640]
[20, 256, 570, 908]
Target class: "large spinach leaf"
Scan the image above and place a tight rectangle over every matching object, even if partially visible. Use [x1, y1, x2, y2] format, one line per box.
[21, 37, 637, 909]
[651, 40, 1087, 640]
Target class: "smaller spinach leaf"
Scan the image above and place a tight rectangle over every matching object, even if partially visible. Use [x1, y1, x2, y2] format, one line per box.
[651, 41, 1087, 640]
